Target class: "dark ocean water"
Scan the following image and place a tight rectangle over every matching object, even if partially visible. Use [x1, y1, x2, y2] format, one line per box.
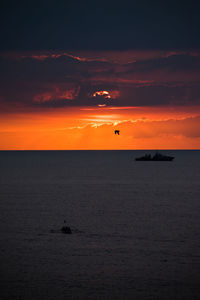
[0, 150, 200, 300]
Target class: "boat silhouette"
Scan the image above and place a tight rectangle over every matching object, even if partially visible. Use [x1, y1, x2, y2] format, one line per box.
[135, 152, 174, 161]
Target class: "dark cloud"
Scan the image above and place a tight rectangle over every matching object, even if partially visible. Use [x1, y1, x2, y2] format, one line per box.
[0, 51, 200, 110]
[123, 54, 200, 73]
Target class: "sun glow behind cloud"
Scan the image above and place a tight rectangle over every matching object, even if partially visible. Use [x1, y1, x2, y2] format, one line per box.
[93, 91, 111, 98]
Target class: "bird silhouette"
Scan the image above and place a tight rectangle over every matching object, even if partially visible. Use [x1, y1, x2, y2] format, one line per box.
[115, 130, 120, 135]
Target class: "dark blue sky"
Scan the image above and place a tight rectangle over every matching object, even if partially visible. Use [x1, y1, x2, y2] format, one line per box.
[1, 0, 200, 51]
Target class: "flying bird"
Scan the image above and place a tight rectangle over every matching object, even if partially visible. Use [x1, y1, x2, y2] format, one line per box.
[115, 130, 120, 135]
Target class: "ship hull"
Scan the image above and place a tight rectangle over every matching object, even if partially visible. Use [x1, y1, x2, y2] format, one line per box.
[135, 157, 174, 161]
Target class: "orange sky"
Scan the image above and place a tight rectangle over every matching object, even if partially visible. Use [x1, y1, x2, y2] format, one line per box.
[0, 50, 200, 150]
[1, 105, 200, 150]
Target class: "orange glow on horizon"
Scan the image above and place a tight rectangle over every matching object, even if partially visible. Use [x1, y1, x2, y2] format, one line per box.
[0, 105, 200, 150]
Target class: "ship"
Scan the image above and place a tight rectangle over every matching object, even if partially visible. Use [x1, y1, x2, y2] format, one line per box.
[135, 152, 174, 161]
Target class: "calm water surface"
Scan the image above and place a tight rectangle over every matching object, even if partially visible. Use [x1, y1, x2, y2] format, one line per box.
[0, 150, 200, 299]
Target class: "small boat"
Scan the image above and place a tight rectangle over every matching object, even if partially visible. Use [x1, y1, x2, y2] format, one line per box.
[135, 152, 174, 161]
[61, 226, 72, 234]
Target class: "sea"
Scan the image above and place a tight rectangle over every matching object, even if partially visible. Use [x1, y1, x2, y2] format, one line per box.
[0, 150, 200, 300]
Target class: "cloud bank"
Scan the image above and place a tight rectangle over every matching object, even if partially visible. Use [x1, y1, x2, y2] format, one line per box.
[0, 51, 200, 111]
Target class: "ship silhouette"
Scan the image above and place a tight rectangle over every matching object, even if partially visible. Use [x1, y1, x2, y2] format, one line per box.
[135, 152, 174, 161]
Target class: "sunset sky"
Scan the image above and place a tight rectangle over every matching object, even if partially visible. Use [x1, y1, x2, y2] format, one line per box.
[0, 1, 200, 149]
